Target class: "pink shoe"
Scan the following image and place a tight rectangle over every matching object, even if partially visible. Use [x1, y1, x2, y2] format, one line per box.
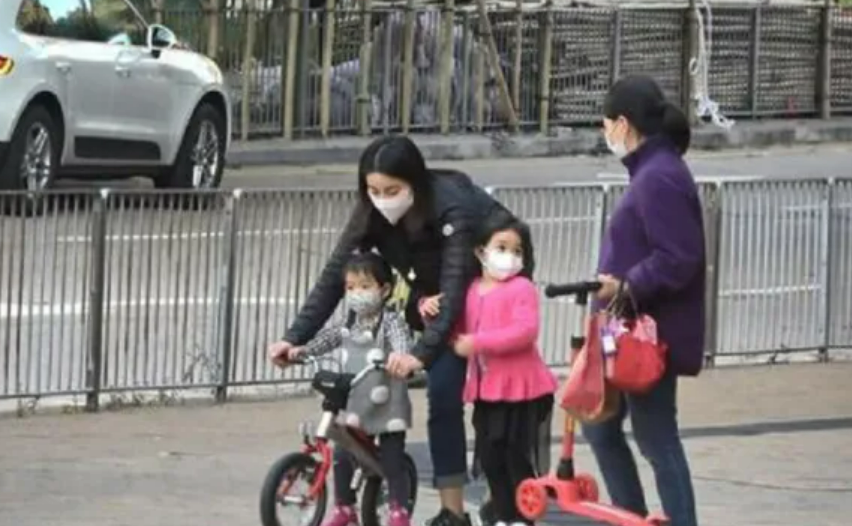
[322, 505, 359, 526]
[388, 504, 411, 526]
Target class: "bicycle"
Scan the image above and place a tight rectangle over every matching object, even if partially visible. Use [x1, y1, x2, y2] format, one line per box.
[259, 353, 419, 526]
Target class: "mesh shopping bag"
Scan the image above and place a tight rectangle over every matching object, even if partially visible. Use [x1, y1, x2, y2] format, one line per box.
[559, 312, 621, 424]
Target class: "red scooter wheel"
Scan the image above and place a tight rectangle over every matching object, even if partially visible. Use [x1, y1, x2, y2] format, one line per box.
[575, 473, 600, 502]
[516, 479, 548, 520]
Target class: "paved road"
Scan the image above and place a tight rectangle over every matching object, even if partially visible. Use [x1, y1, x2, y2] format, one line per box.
[218, 142, 852, 189]
[2, 145, 852, 397]
[1, 363, 851, 526]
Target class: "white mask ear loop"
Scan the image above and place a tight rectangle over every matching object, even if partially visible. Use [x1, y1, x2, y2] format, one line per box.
[689, 0, 734, 130]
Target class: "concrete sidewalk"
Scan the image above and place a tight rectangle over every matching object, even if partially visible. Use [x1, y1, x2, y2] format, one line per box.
[1, 363, 851, 526]
[227, 118, 852, 167]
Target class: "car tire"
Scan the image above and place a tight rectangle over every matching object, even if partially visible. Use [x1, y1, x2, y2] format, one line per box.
[155, 102, 226, 190]
[0, 104, 61, 214]
[0, 104, 60, 191]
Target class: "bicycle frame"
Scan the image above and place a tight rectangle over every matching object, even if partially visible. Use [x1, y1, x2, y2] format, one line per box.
[294, 356, 389, 499]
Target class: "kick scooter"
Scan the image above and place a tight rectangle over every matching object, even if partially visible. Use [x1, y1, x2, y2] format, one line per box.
[259, 353, 419, 526]
[515, 281, 668, 526]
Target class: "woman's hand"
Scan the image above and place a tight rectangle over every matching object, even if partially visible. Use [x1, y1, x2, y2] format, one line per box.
[386, 352, 423, 378]
[596, 274, 622, 301]
[268, 340, 295, 367]
[453, 334, 475, 358]
[419, 294, 444, 319]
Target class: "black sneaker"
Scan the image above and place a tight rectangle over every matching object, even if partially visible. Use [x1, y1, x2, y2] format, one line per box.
[425, 508, 473, 526]
[478, 500, 497, 526]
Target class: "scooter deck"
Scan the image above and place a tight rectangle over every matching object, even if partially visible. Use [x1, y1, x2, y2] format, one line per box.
[538, 503, 615, 526]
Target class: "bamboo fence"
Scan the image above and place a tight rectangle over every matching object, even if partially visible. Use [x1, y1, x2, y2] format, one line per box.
[145, 3, 852, 139]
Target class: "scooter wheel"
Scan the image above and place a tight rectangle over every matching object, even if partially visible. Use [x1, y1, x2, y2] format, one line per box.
[516, 480, 548, 520]
[575, 473, 600, 502]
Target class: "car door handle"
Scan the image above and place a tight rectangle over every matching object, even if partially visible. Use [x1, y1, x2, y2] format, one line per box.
[115, 66, 131, 78]
[55, 62, 71, 74]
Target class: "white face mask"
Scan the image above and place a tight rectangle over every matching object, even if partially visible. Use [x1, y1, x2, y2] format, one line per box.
[370, 188, 414, 225]
[483, 249, 523, 281]
[604, 122, 628, 158]
[346, 289, 384, 316]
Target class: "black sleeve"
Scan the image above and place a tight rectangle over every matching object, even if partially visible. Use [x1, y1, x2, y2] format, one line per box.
[411, 204, 474, 368]
[283, 209, 372, 345]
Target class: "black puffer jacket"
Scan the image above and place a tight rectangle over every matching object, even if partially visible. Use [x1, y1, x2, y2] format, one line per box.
[283, 169, 516, 368]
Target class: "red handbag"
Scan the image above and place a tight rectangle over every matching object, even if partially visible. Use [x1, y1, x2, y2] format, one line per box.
[601, 290, 667, 394]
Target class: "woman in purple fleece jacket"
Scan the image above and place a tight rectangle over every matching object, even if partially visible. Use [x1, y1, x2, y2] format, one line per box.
[587, 75, 704, 526]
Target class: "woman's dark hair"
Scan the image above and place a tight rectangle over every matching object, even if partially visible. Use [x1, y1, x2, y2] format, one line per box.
[603, 75, 691, 155]
[474, 210, 535, 279]
[343, 251, 395, 289]
[356, 135, 434, 222]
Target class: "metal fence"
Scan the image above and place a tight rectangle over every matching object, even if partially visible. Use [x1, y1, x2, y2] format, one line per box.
[1, 178, 850, 408]
[146, 4, 852, 139]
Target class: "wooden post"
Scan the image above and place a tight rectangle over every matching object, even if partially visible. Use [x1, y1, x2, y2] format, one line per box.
[817, 0, 833, 119]
[682, 0, 699, 125]
[474, 42, 485, 132]
[240, 2, 257, 141]
[319, 0, 337, 137]
[282, 0, 301, 139]
[511, 0, 523, 114]
[748, 6, 761, 118]
[357, 0, 374, 135]
[438, 0, 456, 134]
[205, 0, 221, 61]
[476, 0, 519, 131]
[537, 0, 553, 134]
[400, 0, 416, 134]
[151, 0, 164, 24]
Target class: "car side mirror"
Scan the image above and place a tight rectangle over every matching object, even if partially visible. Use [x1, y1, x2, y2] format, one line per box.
[146, 24, 177, 57]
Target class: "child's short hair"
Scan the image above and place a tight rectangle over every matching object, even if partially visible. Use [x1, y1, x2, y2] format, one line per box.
[474, 210, 536, 279]
[344, 251, 395, 288]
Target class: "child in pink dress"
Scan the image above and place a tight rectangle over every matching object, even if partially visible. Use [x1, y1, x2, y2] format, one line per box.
[453, 213, 557, 526]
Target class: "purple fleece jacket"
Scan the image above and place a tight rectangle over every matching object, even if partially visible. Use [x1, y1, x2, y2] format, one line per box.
[597, 135, 706, 376]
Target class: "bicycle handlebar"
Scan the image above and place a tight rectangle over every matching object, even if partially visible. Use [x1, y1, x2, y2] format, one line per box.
[544, 281, 602, 298]
[288, 354, 414, 384]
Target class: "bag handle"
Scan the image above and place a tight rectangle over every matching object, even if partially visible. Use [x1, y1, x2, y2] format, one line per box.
[605, 280, 639, 320]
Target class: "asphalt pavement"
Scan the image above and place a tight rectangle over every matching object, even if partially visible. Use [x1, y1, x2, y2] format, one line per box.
[219, 142, 852, 189]
[1, 363, 851, 526]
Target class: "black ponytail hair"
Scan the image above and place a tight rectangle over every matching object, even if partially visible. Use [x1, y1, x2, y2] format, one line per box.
[603, 75, 691, 155]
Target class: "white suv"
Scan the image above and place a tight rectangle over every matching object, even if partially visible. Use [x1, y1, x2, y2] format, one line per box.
[0, 0, 231, 190]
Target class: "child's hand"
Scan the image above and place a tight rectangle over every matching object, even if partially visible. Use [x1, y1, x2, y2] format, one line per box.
[268, 340, 294, 367]
[419, 294, 444, 319]
[286, 347, 307, 362]
[453, 334, 475, 358]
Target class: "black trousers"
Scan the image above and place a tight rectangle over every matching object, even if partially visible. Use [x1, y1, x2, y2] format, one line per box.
[474, 395, 554, 524]
[333, 431, 408, 506]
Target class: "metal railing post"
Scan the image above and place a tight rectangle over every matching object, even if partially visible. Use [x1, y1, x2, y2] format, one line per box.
[216, 190, 241, 403]
[818, 179, 834, 362]
[85, 190, 109, 412]
[703, 182, 723, 367]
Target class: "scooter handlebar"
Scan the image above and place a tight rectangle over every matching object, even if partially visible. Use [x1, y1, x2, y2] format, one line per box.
[544, 281, 603, 298]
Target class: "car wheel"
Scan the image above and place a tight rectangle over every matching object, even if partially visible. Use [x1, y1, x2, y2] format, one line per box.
[156, 103, 226, 190]
[0, 104, 59, 192]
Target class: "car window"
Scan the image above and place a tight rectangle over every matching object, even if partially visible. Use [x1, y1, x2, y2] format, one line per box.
[89, 0, 146, 47]
[16, 0, 101, 41]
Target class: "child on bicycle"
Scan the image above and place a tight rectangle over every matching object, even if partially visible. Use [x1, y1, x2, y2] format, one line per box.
[283, 251, 415, 526]
[421, 212, 556, 526]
